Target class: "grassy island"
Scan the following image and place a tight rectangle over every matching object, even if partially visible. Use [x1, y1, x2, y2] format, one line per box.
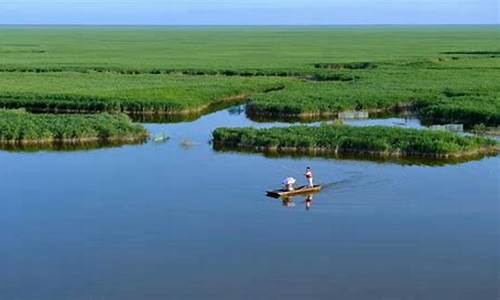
[0, 110, 148, 147]
[212, 124, 499, 159]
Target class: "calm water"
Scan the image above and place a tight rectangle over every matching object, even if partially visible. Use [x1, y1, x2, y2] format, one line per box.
[1, 108, 499, 300]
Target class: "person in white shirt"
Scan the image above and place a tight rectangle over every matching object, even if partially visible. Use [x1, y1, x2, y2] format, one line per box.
[305, 167, 314, 187]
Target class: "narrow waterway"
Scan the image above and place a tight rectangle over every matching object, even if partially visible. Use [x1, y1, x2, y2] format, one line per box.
[0, 107, 498, 300]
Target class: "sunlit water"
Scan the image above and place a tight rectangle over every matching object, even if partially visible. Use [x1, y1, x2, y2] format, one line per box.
[1, 107, 498, 300]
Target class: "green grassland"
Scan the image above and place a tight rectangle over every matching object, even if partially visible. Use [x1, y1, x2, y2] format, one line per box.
[247, 63, 500, 126]
[212, 124, 499, 159]
[0, 72, 286, 113]
[0, 26, 499, 126]
[1, 26, 498, 71]
[0, 26, 499, 151]
[0, 109, 147, 146]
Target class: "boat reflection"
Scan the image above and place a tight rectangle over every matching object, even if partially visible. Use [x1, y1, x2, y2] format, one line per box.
[276, 193, 315, 210]
[305, 194, 313, 211]
[281, 196, 296, 208]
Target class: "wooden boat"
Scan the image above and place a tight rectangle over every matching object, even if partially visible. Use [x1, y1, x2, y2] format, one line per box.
[266, 185, 322, 198]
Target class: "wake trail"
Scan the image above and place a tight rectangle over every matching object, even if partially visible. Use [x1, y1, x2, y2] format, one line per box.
[320, 173, 390, 192]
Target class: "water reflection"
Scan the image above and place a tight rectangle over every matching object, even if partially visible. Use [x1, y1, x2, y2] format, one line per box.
[0, 138, 148, 153]
[130, 102, 248, 124]
[281, 196, 296, 208]
[274, 194, 316, 211]
[305, 194, 313, 211]
[214, 144, 493, 167]
[227, 105, 246, 115]
[129, 112, 203, 124]
[245, 109, 418, 124]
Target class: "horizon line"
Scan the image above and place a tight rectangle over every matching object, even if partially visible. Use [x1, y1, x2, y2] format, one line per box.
[0, 23, 498, 27]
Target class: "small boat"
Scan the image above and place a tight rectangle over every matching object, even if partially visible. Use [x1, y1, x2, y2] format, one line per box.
[152, 133, 169, 143]
[266, 185, 322, 198]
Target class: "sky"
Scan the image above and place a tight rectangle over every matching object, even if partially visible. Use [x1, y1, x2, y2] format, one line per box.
[0, 0, 498, 25]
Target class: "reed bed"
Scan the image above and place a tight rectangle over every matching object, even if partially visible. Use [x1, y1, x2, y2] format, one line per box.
[247, 67, 500, 126]
[0, 27, 499, 127]
[0, 26, 499, 152]
[212, 124, 499, 159]
[0, 109, 148, 146]
[0, 73, 287, 113]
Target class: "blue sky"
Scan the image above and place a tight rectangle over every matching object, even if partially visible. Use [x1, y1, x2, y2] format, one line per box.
[1, 0, 498, 25]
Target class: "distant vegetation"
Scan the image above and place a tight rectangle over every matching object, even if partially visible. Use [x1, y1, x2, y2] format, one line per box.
[1, 26, 498, 71]
[246, 66, 500, 127]
[0, 26, 499, 152]
[0, 27, 498, 127]
[0, 73, 286, 114]
[0, 110, 148, 146]
[213, 124, 499, 159]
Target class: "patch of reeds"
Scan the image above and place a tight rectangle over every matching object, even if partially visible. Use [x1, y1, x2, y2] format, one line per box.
[0, 109, 148, 146]
[212, 124, 499, 159]
[416, 95, 500, 127]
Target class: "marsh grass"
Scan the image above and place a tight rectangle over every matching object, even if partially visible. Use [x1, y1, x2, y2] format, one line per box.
[0, 73, 287, 113]
[212, 124, 499, 159]
[0, 26, 499, 140]
[0, 109, 148, 146]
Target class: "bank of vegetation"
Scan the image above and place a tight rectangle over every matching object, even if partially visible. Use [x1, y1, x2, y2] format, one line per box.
[212, 124, 499, 159]
[246, 67, 500, 127]
[416, 95, 500, 127]
[0, 73, 287, 114]
[0, 27, 499, 152]
[0, 110, 148, 146]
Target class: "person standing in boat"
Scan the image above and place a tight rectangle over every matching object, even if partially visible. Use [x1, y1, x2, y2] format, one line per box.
[305, 167, 314, 187]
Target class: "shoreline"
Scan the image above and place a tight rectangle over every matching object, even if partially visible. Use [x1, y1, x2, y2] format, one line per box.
[245, 102, 415, 118]
[0, 94, 253, 116]
[0, 134, 149, 148]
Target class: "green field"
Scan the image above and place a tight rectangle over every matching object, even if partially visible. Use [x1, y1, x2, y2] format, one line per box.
[247, 63, 500, 125]
[0, 72, 286, 113]
[213, 124, 499, 159]
[0, 26, 499, 149]
[1, 26, 499, 125]
[1, 26, 498, 71]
